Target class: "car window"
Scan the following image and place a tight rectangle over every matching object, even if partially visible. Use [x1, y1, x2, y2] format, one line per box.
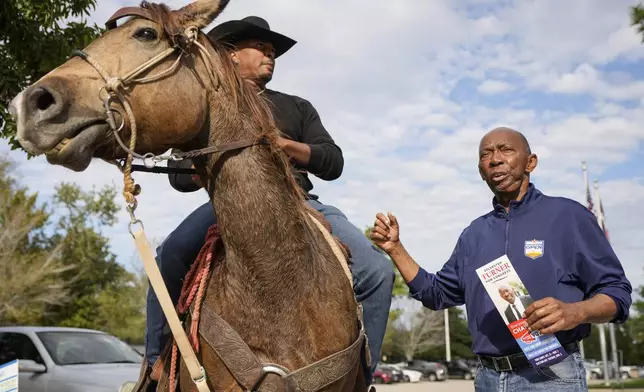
[37, 331, 141, 365]
[0, 333, 43, 365]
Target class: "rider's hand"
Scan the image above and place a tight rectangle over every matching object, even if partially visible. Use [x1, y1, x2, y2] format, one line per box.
[191, 165, 203, 188]
[370, 212, 400, 253]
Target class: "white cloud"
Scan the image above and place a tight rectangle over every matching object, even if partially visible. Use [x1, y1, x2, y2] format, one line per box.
[477, 80, 514, 95]
[589, 25, 644, 64]
[4, 0, 644, 324]
[548, 63, 600, 94]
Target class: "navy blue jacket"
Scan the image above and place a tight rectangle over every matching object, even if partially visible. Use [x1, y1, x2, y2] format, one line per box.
[408, 183, 632, 357]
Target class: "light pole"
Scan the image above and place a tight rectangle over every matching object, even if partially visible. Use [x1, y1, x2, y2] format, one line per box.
[444, 308, 451, 362]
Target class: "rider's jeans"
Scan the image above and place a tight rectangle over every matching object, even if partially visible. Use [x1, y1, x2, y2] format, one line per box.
[144, 198, 394, 384]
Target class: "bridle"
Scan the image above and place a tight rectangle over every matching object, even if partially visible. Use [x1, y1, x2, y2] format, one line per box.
[60, 7, 270, 392]
[62, 6, 268, 215]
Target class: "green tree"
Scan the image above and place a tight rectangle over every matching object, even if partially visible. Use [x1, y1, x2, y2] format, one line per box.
[618, 285, 644, 365]
[0, 157, 75, 324]
[0, 156, 147, 342]
[418, 307, 474, 360]
[60, 267, 148, 344]
[1, 0, 104, 150]
[631, 4, 644, 42]
[45, 183, 147, 343]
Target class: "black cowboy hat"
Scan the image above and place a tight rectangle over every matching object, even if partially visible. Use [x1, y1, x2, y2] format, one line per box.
[207, 16, 297, 58]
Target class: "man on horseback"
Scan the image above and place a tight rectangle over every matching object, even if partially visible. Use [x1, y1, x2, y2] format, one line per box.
[144, 15, 394, 387]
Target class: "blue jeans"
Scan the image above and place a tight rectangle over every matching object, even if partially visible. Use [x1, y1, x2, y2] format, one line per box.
[144, 198, 394, 384]
[474, 352, 588, 392]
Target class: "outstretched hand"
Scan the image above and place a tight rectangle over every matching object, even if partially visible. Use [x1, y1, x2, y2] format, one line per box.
[370, 212, 400, 253]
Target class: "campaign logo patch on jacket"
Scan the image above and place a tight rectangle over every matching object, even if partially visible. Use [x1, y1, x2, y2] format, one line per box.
[524, 240, 545, 259]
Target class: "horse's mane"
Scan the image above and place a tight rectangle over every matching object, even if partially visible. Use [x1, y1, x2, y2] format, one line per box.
[140, 1, 306, 202]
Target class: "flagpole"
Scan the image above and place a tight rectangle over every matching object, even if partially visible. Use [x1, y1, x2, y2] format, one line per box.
[444, 309, 451, 362]
[582, 161, 590, 212]
[595, 180, 619, 380]
[582, 161, 610, 385]
[579, 161, 589, 360]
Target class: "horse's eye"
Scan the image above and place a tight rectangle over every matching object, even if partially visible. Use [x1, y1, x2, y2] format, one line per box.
[134, 27, 158, 41]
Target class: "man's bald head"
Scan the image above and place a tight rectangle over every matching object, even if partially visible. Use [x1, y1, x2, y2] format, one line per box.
[477, 126, 538, 202]
[481, 127, 531, 155]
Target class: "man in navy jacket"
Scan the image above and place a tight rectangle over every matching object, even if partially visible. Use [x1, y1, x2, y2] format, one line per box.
[370, 127, 632, 391]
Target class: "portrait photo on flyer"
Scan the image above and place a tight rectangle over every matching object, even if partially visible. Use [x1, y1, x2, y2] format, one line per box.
[476, 254, 569, 368]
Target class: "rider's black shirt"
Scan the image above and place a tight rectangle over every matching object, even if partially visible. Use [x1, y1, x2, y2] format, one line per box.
[168, 89, 344, 197]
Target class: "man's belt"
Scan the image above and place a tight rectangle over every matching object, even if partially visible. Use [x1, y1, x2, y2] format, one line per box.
[478, 341, 580, 372]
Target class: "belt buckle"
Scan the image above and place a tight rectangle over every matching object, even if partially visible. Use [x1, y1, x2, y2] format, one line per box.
[493, 356, 513, 372]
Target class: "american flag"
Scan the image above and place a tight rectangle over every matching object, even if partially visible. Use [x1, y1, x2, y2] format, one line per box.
[585, 181, 594, 212]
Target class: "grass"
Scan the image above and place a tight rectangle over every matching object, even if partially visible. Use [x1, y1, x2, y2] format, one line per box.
[589, 379, 644, 389]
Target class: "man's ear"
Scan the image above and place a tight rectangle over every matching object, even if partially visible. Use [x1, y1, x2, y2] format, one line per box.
[526, 153, 538, 174]
[478, 163, 486, 181]
[229, 50, 239, 64]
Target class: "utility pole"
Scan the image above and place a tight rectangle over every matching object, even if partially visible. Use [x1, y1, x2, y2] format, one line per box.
[444, 308, 451, 362]
[608, 324, 619, 379]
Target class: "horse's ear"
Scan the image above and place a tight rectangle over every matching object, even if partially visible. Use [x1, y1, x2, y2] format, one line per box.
[178, 0, 231, 29]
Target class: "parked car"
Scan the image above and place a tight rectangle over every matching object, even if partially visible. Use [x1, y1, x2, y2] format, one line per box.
[620, 365, 644, 379]
[443, 359, 475, 380]
[377, 364, 404, 382]
[405, 359, 447, 381]
[373, 367, 394, 384]
[0, 326, 142, 392]
[583, 360, 603, 380]
[385, 363, 423, 383]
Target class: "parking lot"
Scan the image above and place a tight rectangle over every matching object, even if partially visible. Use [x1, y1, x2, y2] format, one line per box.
[374, 379, 644, 392]
[375, 380, 474, 392]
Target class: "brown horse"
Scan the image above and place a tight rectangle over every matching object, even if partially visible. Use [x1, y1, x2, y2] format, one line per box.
[9, 1, 369, 391]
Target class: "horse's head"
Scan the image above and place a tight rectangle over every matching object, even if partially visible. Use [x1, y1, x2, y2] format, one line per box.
[9, 0, 231, 171]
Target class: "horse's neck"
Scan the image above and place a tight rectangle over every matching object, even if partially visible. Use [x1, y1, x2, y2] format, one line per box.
[206, 114, 316, 291]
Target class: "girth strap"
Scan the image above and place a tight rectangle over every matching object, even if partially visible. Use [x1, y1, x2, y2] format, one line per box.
[199, 305, 365, 392]
[199, 306, 264, 390]
[287, 327, 365, 392]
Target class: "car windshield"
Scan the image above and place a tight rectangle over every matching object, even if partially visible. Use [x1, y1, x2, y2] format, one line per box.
[37, 331, 142, 365]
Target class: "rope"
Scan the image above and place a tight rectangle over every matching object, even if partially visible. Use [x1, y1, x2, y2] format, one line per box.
[71, 26, 225, 392]
[169, 224, 222, 391]
[71, 26, 220, 216]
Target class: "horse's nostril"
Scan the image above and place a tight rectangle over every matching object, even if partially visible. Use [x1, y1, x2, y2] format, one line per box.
[34, 88, 56, 111]
[23, 85, 63, 123]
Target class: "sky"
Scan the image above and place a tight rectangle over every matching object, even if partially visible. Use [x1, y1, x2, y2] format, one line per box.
[2, 0, 644, 313]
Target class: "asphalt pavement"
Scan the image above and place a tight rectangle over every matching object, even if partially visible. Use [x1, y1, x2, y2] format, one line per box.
[375, 380, 474, 392]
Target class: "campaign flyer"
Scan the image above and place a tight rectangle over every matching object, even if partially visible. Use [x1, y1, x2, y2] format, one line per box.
[0, 359, 18, 392]
[476, 254, 568, 368]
